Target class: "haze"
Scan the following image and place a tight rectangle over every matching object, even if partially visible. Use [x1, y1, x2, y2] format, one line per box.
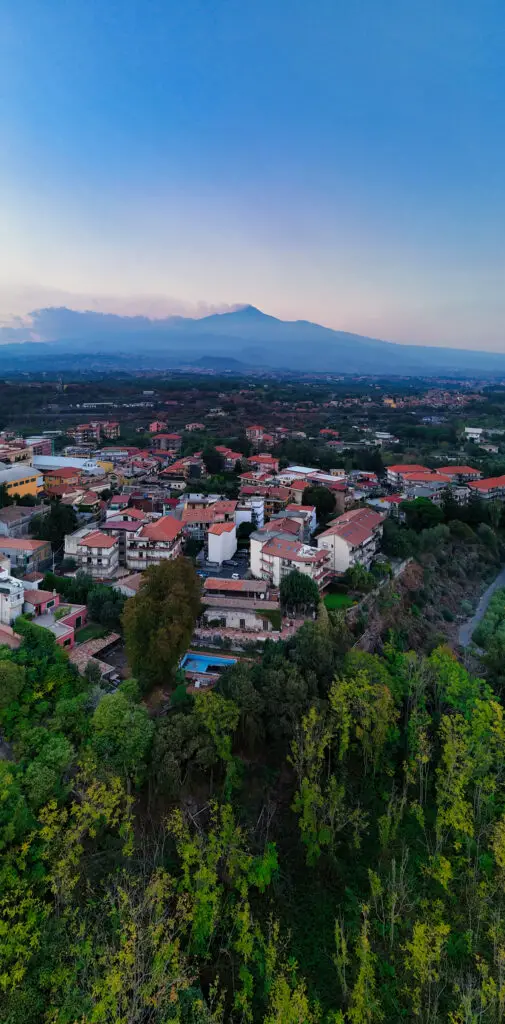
[2, 1, 505, 350]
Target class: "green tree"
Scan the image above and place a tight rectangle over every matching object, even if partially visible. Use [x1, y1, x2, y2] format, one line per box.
[31, 501, 77, 551]
[122, 558, 201, 692]
[0, 661, 25, 709]
[91, 690, 154, 783]
[202, 447, 225, 475]
[280, 570, 319, 615]
[302, 485, 336, 522]
[399, 497, 444, 533]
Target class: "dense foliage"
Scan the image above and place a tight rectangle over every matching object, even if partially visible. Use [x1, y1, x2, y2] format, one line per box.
[2, 545, 505, 1022]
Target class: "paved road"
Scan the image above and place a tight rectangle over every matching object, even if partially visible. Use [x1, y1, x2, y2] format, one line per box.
[458, 566, 505, 648]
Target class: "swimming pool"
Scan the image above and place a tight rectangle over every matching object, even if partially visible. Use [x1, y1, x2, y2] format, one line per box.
[180, 652, 237, 674]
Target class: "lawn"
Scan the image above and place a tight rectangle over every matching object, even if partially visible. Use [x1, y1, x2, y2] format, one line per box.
[324, 593, 354, 610]
[75, 623, 107, 644]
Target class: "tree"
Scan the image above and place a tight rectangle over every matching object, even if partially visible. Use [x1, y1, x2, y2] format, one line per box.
[31, 501, 77, 551]
[399, 498, 444, 533]
[91, 691, 154, 783]
[0, 660, 25, 709]
[0, 484, 13, 509]
[302, 485, 336, 522]
[280, 570, 319, 615]
[202, 447, 225, 475]
[122, 558, 201, 692]
[237, 521, 255, 543]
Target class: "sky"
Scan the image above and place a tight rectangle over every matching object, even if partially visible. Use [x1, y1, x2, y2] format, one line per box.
[1, 0, 505, 350]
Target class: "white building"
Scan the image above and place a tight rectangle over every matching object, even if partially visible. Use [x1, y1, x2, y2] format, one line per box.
[234, 496, 265, 530]
[250, 529, 330, 590]
[464, 427, 484, 442]
[77, 531, 120, 579]
[207, 522, 237, 565]
[0, 568, 24, 625]
[317, 508, 384, 574]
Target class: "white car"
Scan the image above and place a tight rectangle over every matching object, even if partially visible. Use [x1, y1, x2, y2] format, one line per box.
[231, 573, 240, 580]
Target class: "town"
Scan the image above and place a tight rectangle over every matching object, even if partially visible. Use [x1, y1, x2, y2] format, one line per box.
[1, 372, 504, 692]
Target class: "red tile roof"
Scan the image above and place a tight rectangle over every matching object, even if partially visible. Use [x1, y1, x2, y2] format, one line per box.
[402, 472, 452, 484]
[79, 531, 118, 549]
[139, 515, 182, 542]
[208, 522, 235, 536]
[0, 537, 49, 551]
[24, 589, 58, 605]
[469, 476, 505, 492]
[387, 464, 429, 473]
[437, 465, 481, 476]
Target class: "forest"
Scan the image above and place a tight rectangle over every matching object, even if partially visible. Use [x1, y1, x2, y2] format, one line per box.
[2, 528, 505, 1023]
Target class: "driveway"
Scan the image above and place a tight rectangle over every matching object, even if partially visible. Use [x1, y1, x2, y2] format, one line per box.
[458, 566, 505, 648]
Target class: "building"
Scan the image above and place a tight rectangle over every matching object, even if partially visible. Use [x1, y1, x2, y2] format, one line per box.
[286, 503, 317, 534]
[468, 476, 505, 500]
[125, 515, 183, 570]
[234, 496, 265, 530]
[202, 577, 281, 633]
[0, 443, 33, 465]
[248, 454, 280, 474]
[185, 422, 205, 431]
[246, 425, 264, 448]
[152, 433, 182, 451]
[0, 567, 25, 624]
[24, 589, 87, 649]
[207, 522, 237, 565]
[386, 464, 430, 487]
[317, 508, 384, 574]
[69, 423, 102, 445]
[43, 467, 82, 489]
[436, 466, 482, 483]
[0, 505, 46, 538]
[25, 435, 53, 456]
[250, 528, 331, 589]
[101, 421, 120, 439]
[0, 537, 51, 572]
[464, 427, 484, 442]
[77, 532, 120, 579]
[0, 464, 43, 499]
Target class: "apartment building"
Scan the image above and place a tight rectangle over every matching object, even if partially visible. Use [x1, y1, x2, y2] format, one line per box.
[250, 528, 330, 589]
[0, 567, 25, 624]
[77, 531, 120, 579]
[125, 515, 183, 570]
[207, 522, 237, 565]
[317, 508, 384, 573]
[386, 464, 429, 487]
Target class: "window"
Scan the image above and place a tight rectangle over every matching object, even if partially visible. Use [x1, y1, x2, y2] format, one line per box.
[240, 618, 246, 629]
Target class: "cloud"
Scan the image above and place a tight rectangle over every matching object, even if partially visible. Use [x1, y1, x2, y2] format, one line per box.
[0, 285, 239, 335]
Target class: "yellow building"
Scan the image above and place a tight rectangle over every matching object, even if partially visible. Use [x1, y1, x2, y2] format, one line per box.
[0, 466, 43, 498]
[97, 460, 114, 473]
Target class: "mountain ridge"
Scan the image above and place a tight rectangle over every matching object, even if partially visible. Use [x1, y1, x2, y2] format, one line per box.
[0, 304, 504, 376]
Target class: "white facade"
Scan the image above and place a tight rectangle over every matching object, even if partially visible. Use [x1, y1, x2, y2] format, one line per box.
[208, 525, 237, 565]
[0, 569, 25, 625]
[77, 536, 120, 578]
[234, 497, 265, 530]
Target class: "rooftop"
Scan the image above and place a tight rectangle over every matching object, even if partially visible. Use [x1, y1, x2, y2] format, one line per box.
[139, 515, 182, 542]
[79, 531, 118, 549]
[208, 522, 236, 535]
[0, 537, 49, 551]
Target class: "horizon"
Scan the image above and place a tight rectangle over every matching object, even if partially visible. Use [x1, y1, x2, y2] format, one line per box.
[2, 2, 505, 351]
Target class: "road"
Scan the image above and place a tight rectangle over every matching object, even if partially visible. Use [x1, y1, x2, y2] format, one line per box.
[458, 566, 505, 648]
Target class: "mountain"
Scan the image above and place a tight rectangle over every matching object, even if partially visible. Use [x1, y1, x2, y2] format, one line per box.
[0, 304, 504, 376]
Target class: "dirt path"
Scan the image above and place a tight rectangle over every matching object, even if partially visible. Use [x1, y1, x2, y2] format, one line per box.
[458, 566, 505, 648]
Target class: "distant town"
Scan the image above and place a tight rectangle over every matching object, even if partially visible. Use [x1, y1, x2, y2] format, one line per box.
[0, 371, 504, 688]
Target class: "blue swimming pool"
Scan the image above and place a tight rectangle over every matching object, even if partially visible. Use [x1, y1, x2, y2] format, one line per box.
[180, 653, 237, 673]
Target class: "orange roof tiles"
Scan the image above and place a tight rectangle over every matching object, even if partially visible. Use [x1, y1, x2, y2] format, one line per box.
[79, 531, 118, 549]
[208, 522, 235, 535]
[139, 515, 182, 542]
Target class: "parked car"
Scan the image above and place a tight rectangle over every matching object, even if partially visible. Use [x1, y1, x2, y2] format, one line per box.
[231, 573, 240, 580]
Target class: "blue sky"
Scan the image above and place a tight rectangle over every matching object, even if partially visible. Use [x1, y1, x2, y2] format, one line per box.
[1, 0, 505, 348]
